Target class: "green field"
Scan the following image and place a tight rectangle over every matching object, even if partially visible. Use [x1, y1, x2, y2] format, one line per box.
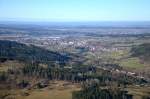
[119, 57, 145, 68]
[110, 50, 129, 59]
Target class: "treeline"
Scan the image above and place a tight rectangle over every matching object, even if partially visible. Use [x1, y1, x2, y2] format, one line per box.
[1, 63, 147, 89]
[8, 64, 97, 83]
[72, 80, 133, 99]
[21, 64, 147, 85]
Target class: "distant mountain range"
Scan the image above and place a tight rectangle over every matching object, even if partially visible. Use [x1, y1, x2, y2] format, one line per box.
[1, 21, 150, 28]
[1, 22, 150, 37]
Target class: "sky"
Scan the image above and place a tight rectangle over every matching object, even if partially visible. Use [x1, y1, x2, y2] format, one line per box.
[0, 0, 150, 22]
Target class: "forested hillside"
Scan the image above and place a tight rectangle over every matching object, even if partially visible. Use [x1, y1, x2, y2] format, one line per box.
[131, 43, 150, 61]
[0, 40, 70, 65]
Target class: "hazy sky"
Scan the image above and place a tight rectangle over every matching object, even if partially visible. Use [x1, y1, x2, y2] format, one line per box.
[0, 0, 150, 22]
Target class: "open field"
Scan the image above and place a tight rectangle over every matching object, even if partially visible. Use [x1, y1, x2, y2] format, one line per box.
[110, 50, 129, 59]
[119, 57, 145, 68]
[127, 85, 150, 99]
[18, 88, 75, 99]
[0, 81, 80, 99]
[0, 60, 24, 72]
